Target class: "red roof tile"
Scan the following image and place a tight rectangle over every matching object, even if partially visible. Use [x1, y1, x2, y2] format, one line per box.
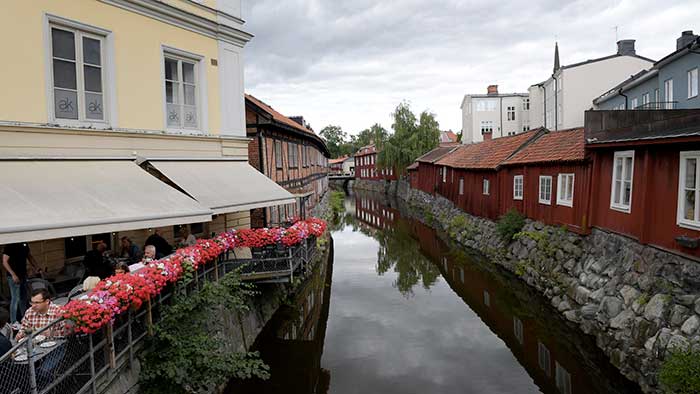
[502, 128, 585, 165]
[355, 144, 377, 156]
[246, 94, 315, 136]
[416, 146, 459, 163]
[329, 156, 348, 164]
[436, 130, 539, 169]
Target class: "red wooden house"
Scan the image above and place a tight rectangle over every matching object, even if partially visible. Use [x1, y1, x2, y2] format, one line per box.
[354, 144, 398, 181]
[499, 128, 589, 233]
[434, 130, 541, 220]
[411, 145, 460, 195]
[585, 109, 700, 257]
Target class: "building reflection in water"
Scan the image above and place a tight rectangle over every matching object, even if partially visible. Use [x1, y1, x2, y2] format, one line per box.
[353, 191, 638, 394]
[226, 238, 334, 394]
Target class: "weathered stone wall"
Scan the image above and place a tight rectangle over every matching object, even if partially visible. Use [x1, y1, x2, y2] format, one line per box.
[398, 185, 700, 393]
[353, 179, 401, 195]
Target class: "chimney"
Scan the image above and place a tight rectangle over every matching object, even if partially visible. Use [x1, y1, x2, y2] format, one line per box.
[289, 116, 304, 126]
[487, 85, 499, 95]
[617, 39, 636, 56]
[677, 30, 698, 50]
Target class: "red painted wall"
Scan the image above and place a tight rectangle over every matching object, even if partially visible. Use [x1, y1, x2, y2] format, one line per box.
[451, 169, 500, 220]
[499, 163, 590, 233]
[589, 145, 700, 257]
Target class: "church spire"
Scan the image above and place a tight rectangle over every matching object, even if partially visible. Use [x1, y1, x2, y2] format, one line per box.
[553, 41, 560, 73]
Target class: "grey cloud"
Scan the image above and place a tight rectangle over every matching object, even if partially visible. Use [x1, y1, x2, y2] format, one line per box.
[242, 0, 700, 133]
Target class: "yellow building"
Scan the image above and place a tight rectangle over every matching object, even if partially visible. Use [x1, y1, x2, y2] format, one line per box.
[0, 1, 294, 288]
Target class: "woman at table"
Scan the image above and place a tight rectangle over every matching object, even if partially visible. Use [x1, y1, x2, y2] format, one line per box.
[0, 308, 11, 356]
[179, 227, 197, 247]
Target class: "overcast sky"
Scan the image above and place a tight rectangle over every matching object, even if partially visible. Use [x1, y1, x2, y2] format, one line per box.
[242, 0, 700, 135]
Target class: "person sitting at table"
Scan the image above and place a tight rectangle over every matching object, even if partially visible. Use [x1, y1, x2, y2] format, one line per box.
[83, 241, 112, 280]
[114, 262, 130, 275]
[127, 245, 155, 272]
[179, 227, 197, 247]
[0, 308, 11, 356]
[119, 236, 142, 264]
[82, 276, 101, 292]
[15, 289, 66, 341]
[144, 229, 172, 258]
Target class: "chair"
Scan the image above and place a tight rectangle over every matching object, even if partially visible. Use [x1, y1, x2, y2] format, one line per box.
[26, 278, 57, 299]
[67, 285, 84, 300]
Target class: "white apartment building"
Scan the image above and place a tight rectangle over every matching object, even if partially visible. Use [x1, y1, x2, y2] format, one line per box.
[529, 40, 654, 130]
[460, 85, 530, 144]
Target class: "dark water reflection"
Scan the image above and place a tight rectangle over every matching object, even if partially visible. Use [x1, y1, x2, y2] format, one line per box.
[227, 190, 641, 394]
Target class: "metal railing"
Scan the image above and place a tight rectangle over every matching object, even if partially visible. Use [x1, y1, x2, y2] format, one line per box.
[634, 101, 678, 110]
[0, 237, 318, 394]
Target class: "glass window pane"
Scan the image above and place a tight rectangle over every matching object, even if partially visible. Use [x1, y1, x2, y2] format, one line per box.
[166, 81, 178, 104]
[166, 103, 181, 127]
[624, 157, 633, 181]
[686, 158, 697, 189]
[85, 92, 103, 120]
[165, 58, 178, 81]
[184, 84, 196, 105]
[54, 89, 78, 119]
[52, 28, 75, 60]
[84, 65, 102, 92]
[614, 158, 623, 181]
[685, 190, 695, 220]
[183, 106, 197, 128]
[614, 180, 621, 204]
[567, 176, 574, 199]
[82, 37, 101, 65]
[183, 62, 195, 83]
[623, 181, 632, 205]
[53, 59, 77, 89]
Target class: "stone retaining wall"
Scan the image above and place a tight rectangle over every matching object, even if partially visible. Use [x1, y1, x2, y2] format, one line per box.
[398, 182, 700, 393]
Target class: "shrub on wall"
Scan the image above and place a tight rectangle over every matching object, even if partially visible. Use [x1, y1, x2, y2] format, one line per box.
[496, 208, 525, 241]
[659, 348, 700, 394]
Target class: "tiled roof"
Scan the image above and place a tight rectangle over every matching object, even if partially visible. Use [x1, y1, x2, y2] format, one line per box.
[245, 94, 314, 136]
[329, 157, 347, 165]
[355, 144, 377, 156]
[416, 146, 459, 163]
[406, 162, 419, 170]
[436, 130, 539, 169]
[440, 130, 458, 143]
[503, 128, 585, 165]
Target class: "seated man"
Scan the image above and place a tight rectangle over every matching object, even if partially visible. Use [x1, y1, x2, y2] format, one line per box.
[83, 241, 112, 279]
[128, 245, 155, 272]
[0, 308, 11, 356]
[15, 289, 66, 341]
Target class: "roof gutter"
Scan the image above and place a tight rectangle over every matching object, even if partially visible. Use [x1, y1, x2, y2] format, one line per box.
[594, 69, 658, 105]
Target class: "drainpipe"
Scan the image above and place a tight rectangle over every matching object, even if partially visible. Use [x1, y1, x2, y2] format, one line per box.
[619, 88, 629, 110]
[556, 77, 559, 130]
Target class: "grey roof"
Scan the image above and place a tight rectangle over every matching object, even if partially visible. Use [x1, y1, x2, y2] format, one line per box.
[560, 53, 654, 70]
[587, 124, 700, 145]
[415, 146, 460, 163]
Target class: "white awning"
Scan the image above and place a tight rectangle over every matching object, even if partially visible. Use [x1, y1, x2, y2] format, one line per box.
[0, 160, 213, 244]
[147, 160, 297, 214]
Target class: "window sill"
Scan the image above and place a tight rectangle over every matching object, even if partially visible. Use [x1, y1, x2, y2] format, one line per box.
[514, 196, 523, 201]
[689, 95, 698, 100]
[610, 205, 631, 214]
[677, 220, 700, 232]
[52, 119, 112, 130]
[538, 200, 551, 205]
[557, 200, 573, 207]
[165, 128, 204, 135]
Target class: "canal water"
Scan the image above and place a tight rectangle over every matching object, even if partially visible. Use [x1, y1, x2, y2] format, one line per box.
[227, 190, 641, 394]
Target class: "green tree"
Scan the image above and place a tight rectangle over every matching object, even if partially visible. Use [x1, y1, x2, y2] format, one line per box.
[378, 102, 440, 172]
[319, 125, 347, 159]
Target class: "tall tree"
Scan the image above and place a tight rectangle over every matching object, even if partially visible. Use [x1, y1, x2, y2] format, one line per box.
[319, 125, 347, 159]
[378, 102, 440, 172]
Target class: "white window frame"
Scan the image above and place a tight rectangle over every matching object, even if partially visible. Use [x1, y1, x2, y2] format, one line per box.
[459, 178, 464, 195]
[161, 45, 207, 134]
[513, 175, 523, 200]
[513, 317, 524, 345]
[483, 178, 490, 195]
[677, 151, 700, 230]
[642, 92, 650, 106]
[664, 78, 674, 109]
[688, 68, 698, 99]
[555, 362, 572, 394]
[631, 97, 638, 109]
[610, 150, 634, 213]
[442, 166, 447, 183]
[556, 173, 575, 207]
[538, 176, 552, 205]
[44, 14, 116, 128]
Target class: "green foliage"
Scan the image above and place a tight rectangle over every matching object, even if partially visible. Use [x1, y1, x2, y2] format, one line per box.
[139, 271, 269, 394]
[515, 260, 529, 277]
[330, 191, 345, 217]
[659, 347, 700, 394]
[378, 101, 440, 173]
[496, 208, 526, 241]
[319, 125, 347, 159]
